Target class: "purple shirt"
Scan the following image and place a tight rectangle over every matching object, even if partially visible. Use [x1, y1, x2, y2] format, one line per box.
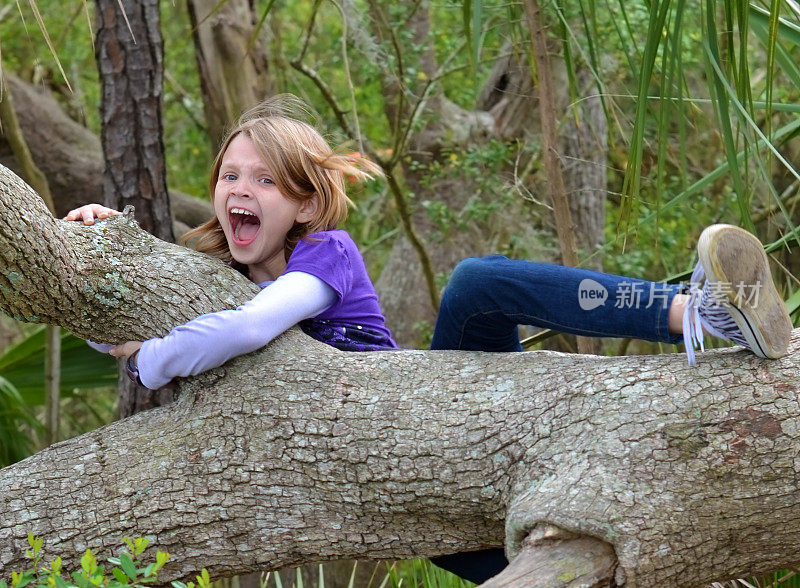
[288, 230, 396, 350]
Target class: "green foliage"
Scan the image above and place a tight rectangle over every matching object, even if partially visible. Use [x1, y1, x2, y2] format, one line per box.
[787, 288, 800, 323]
[385, 559, 475, 588]
[160, 1, 212, 199]
[716, 569, 800, 588]
[170, 568, 211, 588]
[263, 559, 473, 588]
[0, 323, 119, 465]
[0, 0, 99, 130]
[0, 326, 117, 406]
[0, 374, 39, 467]
[0, 534, 177, 588]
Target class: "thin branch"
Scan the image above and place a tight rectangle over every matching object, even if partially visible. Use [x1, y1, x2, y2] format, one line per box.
[297, 0, 324, 63]
[526, 0, 597, 355]
[330, 0, 363, 154]
[384, 173, 440, 311]
[365, 0, 406, 137]
[291, 1, 440, 311]
[288, 58, 356, 140]
[389, 75, 435, 169]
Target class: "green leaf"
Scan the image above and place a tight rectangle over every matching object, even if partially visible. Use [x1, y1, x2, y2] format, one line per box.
[119, 554, 137, 581]
[11, 571, 33, 588]
[170, 582, 188, 588]
[71, 571, 90, 588]
[198, 569, 211, 588]
[155, 551, 169, 569]
[80, 550, 98, 576]
[750, 4, 800, 47]
[0, 374, 38, 467]
[133, 537, 149, 556]
[787, 289, 800, 318]
[111, 568, 128, 584]
[702, 0, 752, 232]
[619, 0, 673, 238]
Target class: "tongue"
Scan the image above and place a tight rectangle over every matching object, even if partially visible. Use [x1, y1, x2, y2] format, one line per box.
[236, 217, 260, 242]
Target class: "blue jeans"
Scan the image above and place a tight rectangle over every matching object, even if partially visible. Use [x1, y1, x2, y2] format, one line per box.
[428, 256, 683, 583]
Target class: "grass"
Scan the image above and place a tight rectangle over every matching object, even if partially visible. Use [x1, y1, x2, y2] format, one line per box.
[256, 559, 474, 588]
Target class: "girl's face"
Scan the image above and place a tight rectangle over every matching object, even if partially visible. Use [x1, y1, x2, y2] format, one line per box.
[214, 134, 317, 283]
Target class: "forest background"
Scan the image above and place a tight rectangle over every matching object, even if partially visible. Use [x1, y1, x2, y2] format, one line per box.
[0, 0, 799, 585]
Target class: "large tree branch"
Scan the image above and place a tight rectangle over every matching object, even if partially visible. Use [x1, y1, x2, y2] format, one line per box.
[1, 164, 800, 587]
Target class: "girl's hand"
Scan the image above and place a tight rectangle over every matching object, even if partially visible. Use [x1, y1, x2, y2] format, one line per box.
[109, 341, 143, 358]
[63, 204, 122, 225]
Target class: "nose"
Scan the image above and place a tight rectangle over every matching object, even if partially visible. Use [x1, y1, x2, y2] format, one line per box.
[230, 177, 254, 198]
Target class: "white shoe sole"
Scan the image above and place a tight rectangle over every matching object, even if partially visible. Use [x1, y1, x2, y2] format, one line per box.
[697, 224, 792, 358]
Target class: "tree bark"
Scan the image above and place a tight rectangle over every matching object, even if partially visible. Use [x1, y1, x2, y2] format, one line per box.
[2, 164, 800, 587]
[482, 525, 618, 587]
[94, 0, 173, 243]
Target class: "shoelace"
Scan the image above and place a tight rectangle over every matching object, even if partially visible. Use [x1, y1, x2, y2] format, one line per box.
[682, 262, 706, 366]
[682, 261, 749, 365]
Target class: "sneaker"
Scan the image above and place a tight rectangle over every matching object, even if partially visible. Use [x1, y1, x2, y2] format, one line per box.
[682, 224, 792, 365]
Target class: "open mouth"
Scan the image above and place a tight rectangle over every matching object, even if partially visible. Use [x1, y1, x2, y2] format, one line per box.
[229, 207, 261, 246]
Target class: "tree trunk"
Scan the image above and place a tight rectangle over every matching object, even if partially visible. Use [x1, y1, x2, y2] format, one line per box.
[187, 0, 273, 150]
[525, 0, 578, 270]
[95, 0, 176, 417]
[2, 164, 800, 587]
[95, 0, 174, 243]
[482, 525, 618, 587]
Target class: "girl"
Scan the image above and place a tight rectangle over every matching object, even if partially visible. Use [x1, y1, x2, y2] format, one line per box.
[67, 96, 396, 389]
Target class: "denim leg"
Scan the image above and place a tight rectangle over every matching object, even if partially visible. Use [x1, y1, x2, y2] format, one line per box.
[430, 256, 684, 352]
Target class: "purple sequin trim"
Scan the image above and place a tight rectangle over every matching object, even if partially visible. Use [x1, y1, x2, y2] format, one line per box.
[300, 319, 396, 352]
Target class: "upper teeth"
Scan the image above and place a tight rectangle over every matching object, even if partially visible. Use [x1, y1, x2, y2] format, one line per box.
[230, 208, 255, 216]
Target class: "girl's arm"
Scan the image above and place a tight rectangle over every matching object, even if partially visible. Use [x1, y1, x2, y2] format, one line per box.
[135, 271, 336, 389]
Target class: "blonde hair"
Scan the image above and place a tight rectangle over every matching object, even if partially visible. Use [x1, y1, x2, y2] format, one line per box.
[183, 95, 383, 273]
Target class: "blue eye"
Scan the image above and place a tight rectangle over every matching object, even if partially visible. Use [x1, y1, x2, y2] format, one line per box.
[259, 177, 275, 185]
[222, 173, 237, 181]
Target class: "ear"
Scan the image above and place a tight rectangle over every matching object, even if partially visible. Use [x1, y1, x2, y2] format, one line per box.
[295, 194, 319, 224]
